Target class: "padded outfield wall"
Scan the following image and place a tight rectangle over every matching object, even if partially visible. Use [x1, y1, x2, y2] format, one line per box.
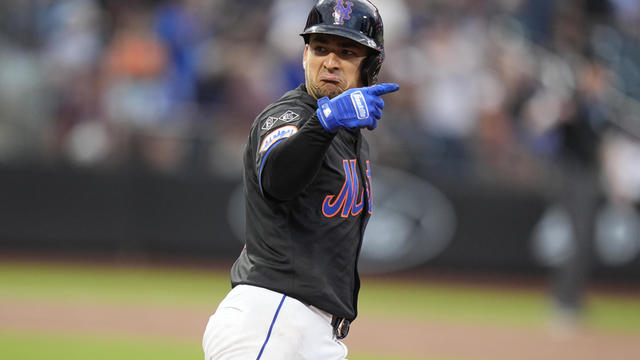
[1, 165, 639, 282]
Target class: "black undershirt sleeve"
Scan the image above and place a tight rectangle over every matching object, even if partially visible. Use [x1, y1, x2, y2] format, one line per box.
[261, 114, 336, 201]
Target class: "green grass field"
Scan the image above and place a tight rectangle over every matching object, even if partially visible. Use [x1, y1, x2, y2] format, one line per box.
[0, 330, 446, 360]
[0, 261, 638, 360]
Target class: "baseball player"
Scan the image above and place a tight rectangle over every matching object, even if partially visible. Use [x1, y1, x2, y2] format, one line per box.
[202, 1, 398, 359]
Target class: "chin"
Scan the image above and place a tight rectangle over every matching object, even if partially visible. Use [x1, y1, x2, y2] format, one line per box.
[324, 90, 342, 99]
[308, 81, 345, 99]
[321, 85, 345, 99]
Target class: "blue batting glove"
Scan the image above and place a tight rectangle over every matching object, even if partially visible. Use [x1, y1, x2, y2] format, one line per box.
[316, 83, 399, 133]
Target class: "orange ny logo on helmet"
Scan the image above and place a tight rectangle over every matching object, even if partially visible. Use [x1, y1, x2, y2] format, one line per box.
[333, 0, 353, 25]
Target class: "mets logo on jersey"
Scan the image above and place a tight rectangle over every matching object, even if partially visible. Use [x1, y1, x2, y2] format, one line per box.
[259, 125, 298, 153]
[333, 0, 353, 25]
[323, 159, 373, 218]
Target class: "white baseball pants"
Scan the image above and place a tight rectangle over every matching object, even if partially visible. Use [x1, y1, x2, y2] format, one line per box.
[202, 284, 349, 360]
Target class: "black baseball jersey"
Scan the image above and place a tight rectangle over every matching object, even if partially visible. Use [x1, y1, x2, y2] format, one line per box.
[230, 84, 373, 321]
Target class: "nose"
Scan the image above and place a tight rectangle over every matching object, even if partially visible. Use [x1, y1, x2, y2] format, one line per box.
[323, 52, 340, 71]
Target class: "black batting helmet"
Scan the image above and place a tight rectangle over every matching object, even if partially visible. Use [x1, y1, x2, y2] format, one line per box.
[300, 0, 385, 86]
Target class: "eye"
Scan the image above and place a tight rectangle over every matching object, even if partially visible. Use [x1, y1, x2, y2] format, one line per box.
[342, 49, 355, 56]
[313, 46, 328, 55]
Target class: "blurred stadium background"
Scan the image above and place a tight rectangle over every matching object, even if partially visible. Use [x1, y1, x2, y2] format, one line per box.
[1, 0, 639, 359]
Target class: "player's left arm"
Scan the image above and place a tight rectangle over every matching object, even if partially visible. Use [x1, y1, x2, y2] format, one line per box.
[259, 111, 336, 201]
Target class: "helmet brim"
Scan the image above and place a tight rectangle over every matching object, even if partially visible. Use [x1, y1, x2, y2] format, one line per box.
[300, 24, 381, 52]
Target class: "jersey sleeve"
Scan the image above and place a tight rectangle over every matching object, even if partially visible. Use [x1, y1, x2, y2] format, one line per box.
[254, 105, 336, 201]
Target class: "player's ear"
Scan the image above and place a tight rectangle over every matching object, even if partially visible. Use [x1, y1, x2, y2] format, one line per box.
[303, 44, 309, 70]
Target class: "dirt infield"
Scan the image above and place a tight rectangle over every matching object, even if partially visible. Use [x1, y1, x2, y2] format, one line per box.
[1, 298, 638, 360]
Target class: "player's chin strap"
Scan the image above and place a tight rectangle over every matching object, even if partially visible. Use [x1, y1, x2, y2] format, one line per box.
[331, 316, 350, 339]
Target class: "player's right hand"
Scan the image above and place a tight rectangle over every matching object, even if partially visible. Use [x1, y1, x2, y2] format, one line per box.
[316, 83, 399, 133]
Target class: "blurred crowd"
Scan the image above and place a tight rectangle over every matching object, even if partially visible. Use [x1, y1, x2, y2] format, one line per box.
[0, 0, 639, 200]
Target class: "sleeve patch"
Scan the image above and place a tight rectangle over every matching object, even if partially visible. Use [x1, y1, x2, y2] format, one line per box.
[261, 116, 279, 131]
[260, 110, 300, 131]
[259, 125, 298, 153]
[279, 110, 300, 123]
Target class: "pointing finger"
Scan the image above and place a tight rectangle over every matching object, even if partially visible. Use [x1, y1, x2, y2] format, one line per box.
[368, 83, 400, 96]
